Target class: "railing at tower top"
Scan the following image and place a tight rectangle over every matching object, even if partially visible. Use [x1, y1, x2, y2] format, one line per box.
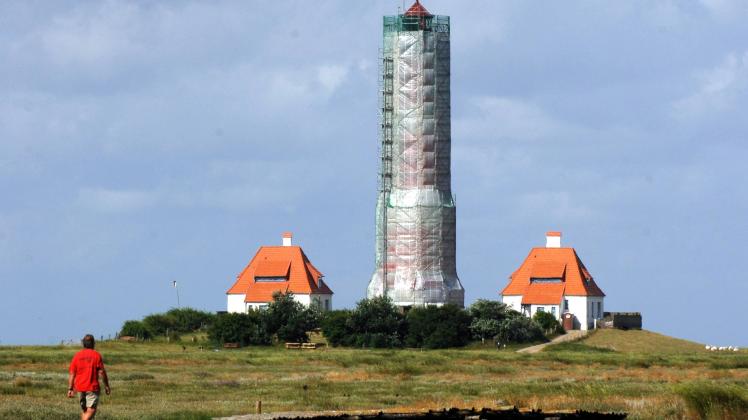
[383, 15, 450, 33]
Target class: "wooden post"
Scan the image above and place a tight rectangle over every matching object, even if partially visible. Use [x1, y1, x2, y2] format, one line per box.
[255, 400, 262, 414]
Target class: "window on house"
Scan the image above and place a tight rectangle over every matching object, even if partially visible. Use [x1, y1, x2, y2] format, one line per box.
[324, 299, 330, 311]
[551, 306, 556, 316]
[254, 276, 287, 282]
[530, 277, 562, 283]
[564, 299, 569, 312]
[597, 302, 601, 318]
[537, 307, 545, 313]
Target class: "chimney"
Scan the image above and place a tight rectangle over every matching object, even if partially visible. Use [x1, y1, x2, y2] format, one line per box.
[546, 231, 561, 248]
[282, 232, 293, 247]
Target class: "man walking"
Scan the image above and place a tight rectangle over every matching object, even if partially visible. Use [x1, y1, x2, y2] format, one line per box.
[67, 334, 110, 420]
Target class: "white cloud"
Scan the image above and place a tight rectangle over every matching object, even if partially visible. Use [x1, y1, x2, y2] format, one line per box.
[39, 1, 142, 68]
[77, 187, 156, 213]
[672, 51, 748, 118]
[699, 0, 748, 19]
[455, 96, 575, 142]
[645, 0, 687, 28]
[317, 64, 349, 94]
[516, 190, 594, 221]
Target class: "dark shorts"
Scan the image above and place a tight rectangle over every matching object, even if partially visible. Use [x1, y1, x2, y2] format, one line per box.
[79, 391, 99, 411]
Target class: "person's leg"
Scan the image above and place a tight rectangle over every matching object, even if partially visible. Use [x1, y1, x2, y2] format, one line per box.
[79, 393, 86, 420]
[80, 392, 99, 420]
[82, 407, 97, 420]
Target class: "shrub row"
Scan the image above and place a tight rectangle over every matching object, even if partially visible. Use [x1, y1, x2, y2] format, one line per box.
[120, 308, 216, 340]
[121, 295, 562, 349]
[208, 292, 318, 345]
[320, 297, 560, 349]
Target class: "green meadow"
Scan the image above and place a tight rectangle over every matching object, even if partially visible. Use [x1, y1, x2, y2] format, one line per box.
[1, 330, 746, 419]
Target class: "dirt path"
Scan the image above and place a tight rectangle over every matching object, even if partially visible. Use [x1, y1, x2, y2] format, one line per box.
[516, 330, 589, 354]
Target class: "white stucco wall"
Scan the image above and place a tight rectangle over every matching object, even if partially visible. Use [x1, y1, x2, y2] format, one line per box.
[503, 292, 604, 330]
[565, 296, 588, 330]
[565, 295, 605, 330]
[232, 292, 333, 312]
[227, 294, 248, 313]
[500, 295, 522, 313]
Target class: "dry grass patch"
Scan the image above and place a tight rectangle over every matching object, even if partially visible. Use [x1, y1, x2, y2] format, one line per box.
[582, 329, 704, 354]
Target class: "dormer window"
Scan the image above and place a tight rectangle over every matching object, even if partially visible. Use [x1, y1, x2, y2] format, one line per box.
[253, 260, 291, 283]
[254, 276, 287, 282]
[530, 277, 562, 283]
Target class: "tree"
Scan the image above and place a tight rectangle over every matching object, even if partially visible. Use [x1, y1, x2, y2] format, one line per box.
[468, 299, 521, 343]
[208, 312, 270, 346]
[468, 318, 501, 344]
[120, 320, 152, 339]
[320, 310, 353, 347]
[264, 291, 318, 343]
[347, 296, 404, 348]
[405, 305, 472, 349]
[533, 311, 564, 335]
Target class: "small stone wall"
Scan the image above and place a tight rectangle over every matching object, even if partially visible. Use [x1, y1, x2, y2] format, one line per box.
[600, 312, 642, 330]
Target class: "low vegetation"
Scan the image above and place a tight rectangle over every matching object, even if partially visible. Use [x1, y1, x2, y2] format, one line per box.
[320, 298, 549, 349]
[1, 330, 746, 419]
[127, 297, 555, 350]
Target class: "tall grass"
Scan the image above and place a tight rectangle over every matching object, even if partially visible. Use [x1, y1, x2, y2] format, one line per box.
[0, 330, 745, 419]
[675, 383, 748, 419]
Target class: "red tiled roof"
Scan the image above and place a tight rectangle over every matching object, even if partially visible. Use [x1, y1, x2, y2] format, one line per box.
[226, 245, 333, 303]
[404, 0, 431, 17]
[254, 260, 290, 278]
[546, 231, 562, 237]
[502, 246, 605, 298]
[522, 282, 565, 305]
[531, 262, 566, 279]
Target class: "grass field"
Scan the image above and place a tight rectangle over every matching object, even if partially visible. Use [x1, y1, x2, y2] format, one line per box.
[1, 330, 746, 419]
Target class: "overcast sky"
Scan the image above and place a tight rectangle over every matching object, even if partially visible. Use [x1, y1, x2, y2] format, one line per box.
[1, 0, 746, 346]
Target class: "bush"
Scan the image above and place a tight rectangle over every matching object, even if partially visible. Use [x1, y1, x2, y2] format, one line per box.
[533, 311, 565, 335]
[405, 305, 472, 349]
[166, 308, 216, 333]
[347, 296, 405, 348]
[142, 313, 176, 336]
[496, 316, 546, 344]
[468, 300, 521, 342]
[264, 292, 319, 343]
[208, 311, 270, 346]
[120, 320, 153, 339]
[320, 310, 353, 347]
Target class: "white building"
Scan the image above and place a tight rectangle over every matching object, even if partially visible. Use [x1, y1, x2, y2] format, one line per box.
[500, 232, 605, 330]
[226, 232, 333, 313]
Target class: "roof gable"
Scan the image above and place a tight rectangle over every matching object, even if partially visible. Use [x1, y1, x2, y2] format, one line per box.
[502, 246, 605, 298]
[404, 0, 431, 17]
[226, 245, 333, 302]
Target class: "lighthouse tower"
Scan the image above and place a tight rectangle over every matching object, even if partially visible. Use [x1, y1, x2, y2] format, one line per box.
[367, 1, 464, 308]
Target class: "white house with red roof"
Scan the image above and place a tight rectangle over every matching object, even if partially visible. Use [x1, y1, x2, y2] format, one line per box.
[500, 232, 605, 330]
[226, 232, 333, 313]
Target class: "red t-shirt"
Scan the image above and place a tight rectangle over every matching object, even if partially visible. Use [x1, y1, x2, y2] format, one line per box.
[69, 349, 104, 392]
